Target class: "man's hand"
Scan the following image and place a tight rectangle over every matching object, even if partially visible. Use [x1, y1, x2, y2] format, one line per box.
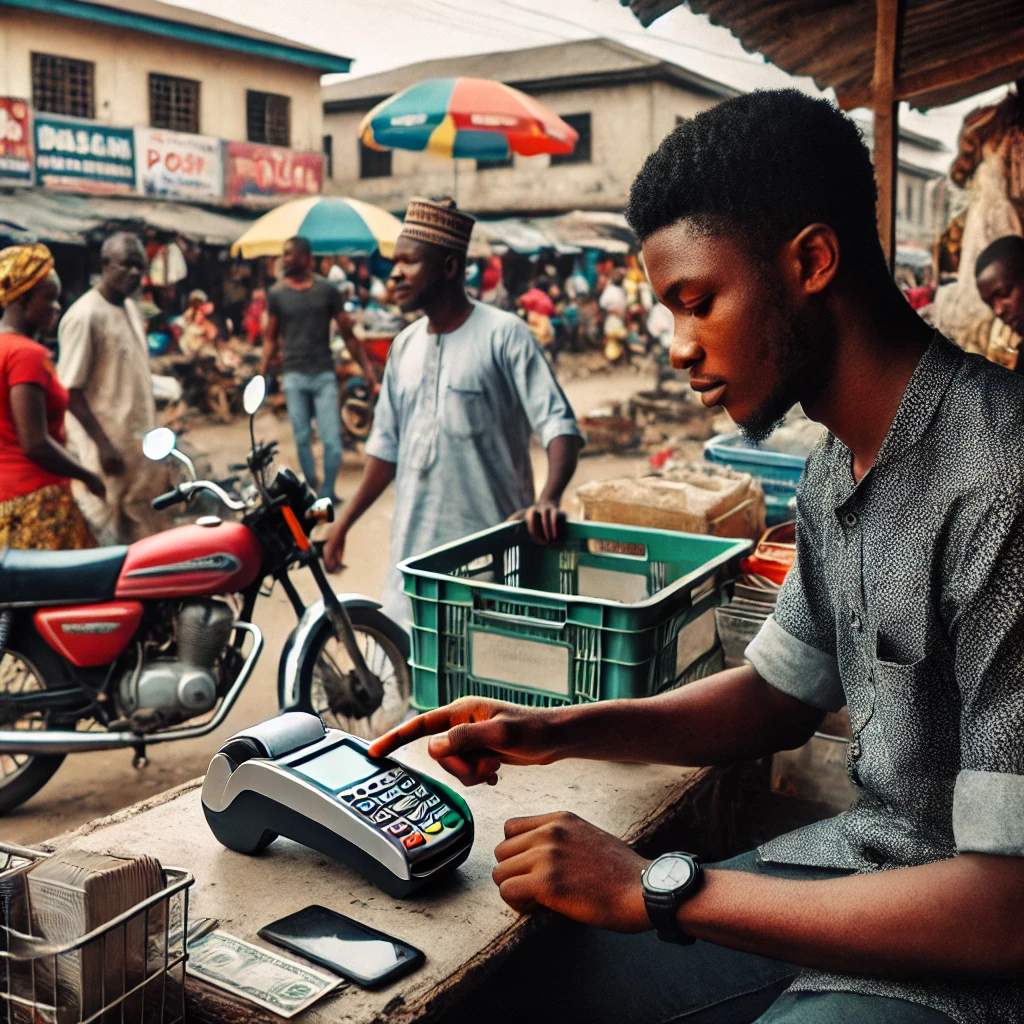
[99, 442, 125, 476]
[493, 812, 650, 931]
[508, 500, 564, 544]
[367, 697, 562, 786]
[323, 522, 346, 572]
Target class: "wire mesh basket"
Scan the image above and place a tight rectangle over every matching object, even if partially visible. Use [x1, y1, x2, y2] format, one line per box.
[0, 841, 193, 1024]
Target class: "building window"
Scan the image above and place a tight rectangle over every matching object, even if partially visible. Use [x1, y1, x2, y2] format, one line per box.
[550, 113, 591, 165]
[477, 154, 514, 171]
[31, 53, 95, 119]
[323, 134, 333, 179]
[247, 91, 290, 146]
[149, 74, 200, 134]
[359, 141, 392, 179]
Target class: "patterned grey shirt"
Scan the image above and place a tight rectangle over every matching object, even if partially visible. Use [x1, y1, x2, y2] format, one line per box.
[746, 334, 1024, 1023]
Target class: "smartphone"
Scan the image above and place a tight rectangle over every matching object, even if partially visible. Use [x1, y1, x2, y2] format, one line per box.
[258, 905, 425, 989]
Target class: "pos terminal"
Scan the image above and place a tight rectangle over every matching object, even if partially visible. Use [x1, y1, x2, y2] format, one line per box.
[202, 713, 474, 897]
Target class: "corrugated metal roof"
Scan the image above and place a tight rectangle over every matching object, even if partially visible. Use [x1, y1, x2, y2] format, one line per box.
[0, 190, 256, 246]
[323, 37, 737, 111]
[623, 0, 1024, 109]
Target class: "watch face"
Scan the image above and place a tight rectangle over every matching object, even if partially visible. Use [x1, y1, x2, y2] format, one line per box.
[646, 854, 695, 893]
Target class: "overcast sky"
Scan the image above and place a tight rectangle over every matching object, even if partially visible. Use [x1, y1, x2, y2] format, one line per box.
[168, 0, 1006, 153]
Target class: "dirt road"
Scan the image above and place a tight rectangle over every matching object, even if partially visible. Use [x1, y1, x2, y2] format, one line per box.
[4, 366, 688, 846]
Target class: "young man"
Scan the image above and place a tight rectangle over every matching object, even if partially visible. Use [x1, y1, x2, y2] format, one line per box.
[58, 232, 165, 544]
[323, 198, 583, 625]
[261, 236, 377, 502]
[370, 93, 1024, 1024]
[976, 234, 1024, 368]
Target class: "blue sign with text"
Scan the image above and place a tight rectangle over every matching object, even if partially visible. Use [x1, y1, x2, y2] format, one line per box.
[34, 114, 136, 194]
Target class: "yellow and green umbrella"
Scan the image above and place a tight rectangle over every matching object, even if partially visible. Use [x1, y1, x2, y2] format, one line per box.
[231, 197, 403, 260]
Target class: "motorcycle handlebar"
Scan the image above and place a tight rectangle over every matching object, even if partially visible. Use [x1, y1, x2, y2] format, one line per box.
[152, 488, 185, 511]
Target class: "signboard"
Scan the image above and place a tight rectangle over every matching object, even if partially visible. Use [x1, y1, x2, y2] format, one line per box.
[0, 98, 32, 184]
[224, 142, 322, 206]
[34, 114, 135, 194]
[135, 128, 223, 201]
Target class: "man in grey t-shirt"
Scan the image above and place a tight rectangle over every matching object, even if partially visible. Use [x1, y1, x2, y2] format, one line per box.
[262, 237, 377, 501]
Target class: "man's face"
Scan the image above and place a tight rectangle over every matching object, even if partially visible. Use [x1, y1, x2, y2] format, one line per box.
[643, 221, 828, 442]
[977, 259, 1024, 336]
[281, 242, 309, 277]
[102, 240, 145, 298]
[388, 236, 446, 312]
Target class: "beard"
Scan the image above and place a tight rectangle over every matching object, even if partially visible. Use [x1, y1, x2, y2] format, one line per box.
[737, 275, 830, 445]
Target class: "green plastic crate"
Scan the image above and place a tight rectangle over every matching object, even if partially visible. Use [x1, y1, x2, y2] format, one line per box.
[398, 520, 750, 711]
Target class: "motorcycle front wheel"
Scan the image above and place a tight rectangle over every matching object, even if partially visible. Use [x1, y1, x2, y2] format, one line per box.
[0, 644, 67, 815]
[294, 606, 411, 740]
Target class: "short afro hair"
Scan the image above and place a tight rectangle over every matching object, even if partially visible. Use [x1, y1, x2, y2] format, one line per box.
[627, 89, 885, 273]
[975, 235, 1024, 279]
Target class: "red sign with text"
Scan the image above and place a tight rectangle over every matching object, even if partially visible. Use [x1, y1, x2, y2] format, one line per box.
[0, 98, 32, 184]
[224, 142, 322, 206]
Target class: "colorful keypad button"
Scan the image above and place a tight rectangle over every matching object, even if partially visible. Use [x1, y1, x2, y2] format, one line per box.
[380, 786, 403, 804]
[441, 810, 461, 828]
[402, 833, 425, 850]
[354, 799, 376, 814]
[398, 776, 417, 791]
[384, 821, 410, 837]
[424, 822, 443, 835]
[424, 795, 441, 809]
[371, 808, 394, 825]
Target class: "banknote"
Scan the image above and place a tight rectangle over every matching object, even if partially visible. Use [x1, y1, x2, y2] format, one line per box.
[186, 930, 344, 1017]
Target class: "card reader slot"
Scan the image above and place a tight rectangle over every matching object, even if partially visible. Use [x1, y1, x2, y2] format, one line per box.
[409, 835, 471, 879]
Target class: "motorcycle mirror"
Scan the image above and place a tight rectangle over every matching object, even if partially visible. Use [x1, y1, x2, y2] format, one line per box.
[243, 375, 267, 416]
[142, 427, 177, 462]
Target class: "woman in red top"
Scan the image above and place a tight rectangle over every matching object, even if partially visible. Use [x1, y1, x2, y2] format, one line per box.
[0, 243, 104, 549]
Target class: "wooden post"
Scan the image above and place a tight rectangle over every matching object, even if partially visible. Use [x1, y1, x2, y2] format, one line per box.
[872, 0, 904, 273]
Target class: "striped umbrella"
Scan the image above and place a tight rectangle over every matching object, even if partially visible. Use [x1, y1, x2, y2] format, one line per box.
[358, 77, 578, 162]
[230, 196, 403, 259]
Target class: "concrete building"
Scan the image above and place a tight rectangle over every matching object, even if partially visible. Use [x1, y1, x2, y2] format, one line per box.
[321, 39, 738, 215]
[0, 0, 349, 152]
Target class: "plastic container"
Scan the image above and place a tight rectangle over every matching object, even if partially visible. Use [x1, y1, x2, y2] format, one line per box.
[741, 521, 796, 585]
[704, 432, 806, 525]
[399, 520, 750, 710]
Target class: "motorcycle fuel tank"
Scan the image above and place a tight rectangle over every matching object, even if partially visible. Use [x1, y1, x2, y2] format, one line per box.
[115, 522, 262, 600]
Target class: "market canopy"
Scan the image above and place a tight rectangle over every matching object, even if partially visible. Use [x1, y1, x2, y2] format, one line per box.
[622, 0, 1024, 110]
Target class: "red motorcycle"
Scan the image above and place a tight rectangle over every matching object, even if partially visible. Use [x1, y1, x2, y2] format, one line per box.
[0, 377, 410, 814]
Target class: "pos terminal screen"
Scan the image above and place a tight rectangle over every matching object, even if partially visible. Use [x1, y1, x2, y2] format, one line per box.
[292, 742, 377, 791]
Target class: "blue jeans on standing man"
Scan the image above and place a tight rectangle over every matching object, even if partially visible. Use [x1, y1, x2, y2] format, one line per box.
[281, 370, 343, 500]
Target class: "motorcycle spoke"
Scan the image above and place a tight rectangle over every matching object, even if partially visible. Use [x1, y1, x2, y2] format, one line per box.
[0, 652, 47, 784]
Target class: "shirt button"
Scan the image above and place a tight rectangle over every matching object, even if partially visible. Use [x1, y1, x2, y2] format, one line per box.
[844, 512, 858, 527]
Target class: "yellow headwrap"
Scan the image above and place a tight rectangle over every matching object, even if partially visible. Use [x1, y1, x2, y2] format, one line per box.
[0, 244, 55, 307]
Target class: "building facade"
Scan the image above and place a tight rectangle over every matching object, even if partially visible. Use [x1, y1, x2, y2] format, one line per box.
[0, 0, 349, 205]
[321, 39, 738, 216]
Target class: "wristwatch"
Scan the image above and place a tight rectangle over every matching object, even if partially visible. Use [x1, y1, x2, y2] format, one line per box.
[641, 852, 703, 944]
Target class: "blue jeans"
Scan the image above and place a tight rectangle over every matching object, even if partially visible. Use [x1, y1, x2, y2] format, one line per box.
[440, 851, 953, 1024]
[281, 371, 343, 500]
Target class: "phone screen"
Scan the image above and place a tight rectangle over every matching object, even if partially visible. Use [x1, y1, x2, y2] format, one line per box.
[259, 905, 424, 988]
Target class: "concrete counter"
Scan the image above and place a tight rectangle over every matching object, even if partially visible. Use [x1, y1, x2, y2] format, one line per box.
[50, 743, 726, 1023]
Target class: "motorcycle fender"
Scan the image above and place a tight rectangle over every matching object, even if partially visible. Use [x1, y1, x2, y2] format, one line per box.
[277, 593, 381, 710]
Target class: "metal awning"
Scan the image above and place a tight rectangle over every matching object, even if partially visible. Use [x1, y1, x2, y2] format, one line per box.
[474, 211, 637, 256]
[0, 190, 257, 247]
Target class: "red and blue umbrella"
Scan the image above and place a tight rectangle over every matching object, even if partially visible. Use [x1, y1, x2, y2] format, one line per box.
[358, 77, 578, 162]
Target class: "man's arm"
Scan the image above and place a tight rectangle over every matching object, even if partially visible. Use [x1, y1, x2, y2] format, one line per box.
[335, 312, 379, 394]
[66, 389, 124, 476]
[259, 313, 279, 377]
[322, 455, 396, 571]
[490, 811, 1024, 982]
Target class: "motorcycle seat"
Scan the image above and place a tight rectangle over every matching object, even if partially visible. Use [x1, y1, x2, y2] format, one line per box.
[0, 546, 129, 607]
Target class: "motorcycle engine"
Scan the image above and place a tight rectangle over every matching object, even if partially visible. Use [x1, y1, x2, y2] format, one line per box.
[118, 600, 235, 729]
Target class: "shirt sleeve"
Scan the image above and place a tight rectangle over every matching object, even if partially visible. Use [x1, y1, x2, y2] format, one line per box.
[266, 288, 280, 319]
[945, 495, 1024, 856]
[328, 283, 344, 318]
[745, 463, 844, 712]
[7, 341, 55, 390]
[56, 304, 93, 392]
[502, 319, 583, 448]
[364, 345, 400, 464]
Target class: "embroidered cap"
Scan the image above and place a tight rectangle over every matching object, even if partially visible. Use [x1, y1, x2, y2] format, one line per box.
[400, 197, 475, 254]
